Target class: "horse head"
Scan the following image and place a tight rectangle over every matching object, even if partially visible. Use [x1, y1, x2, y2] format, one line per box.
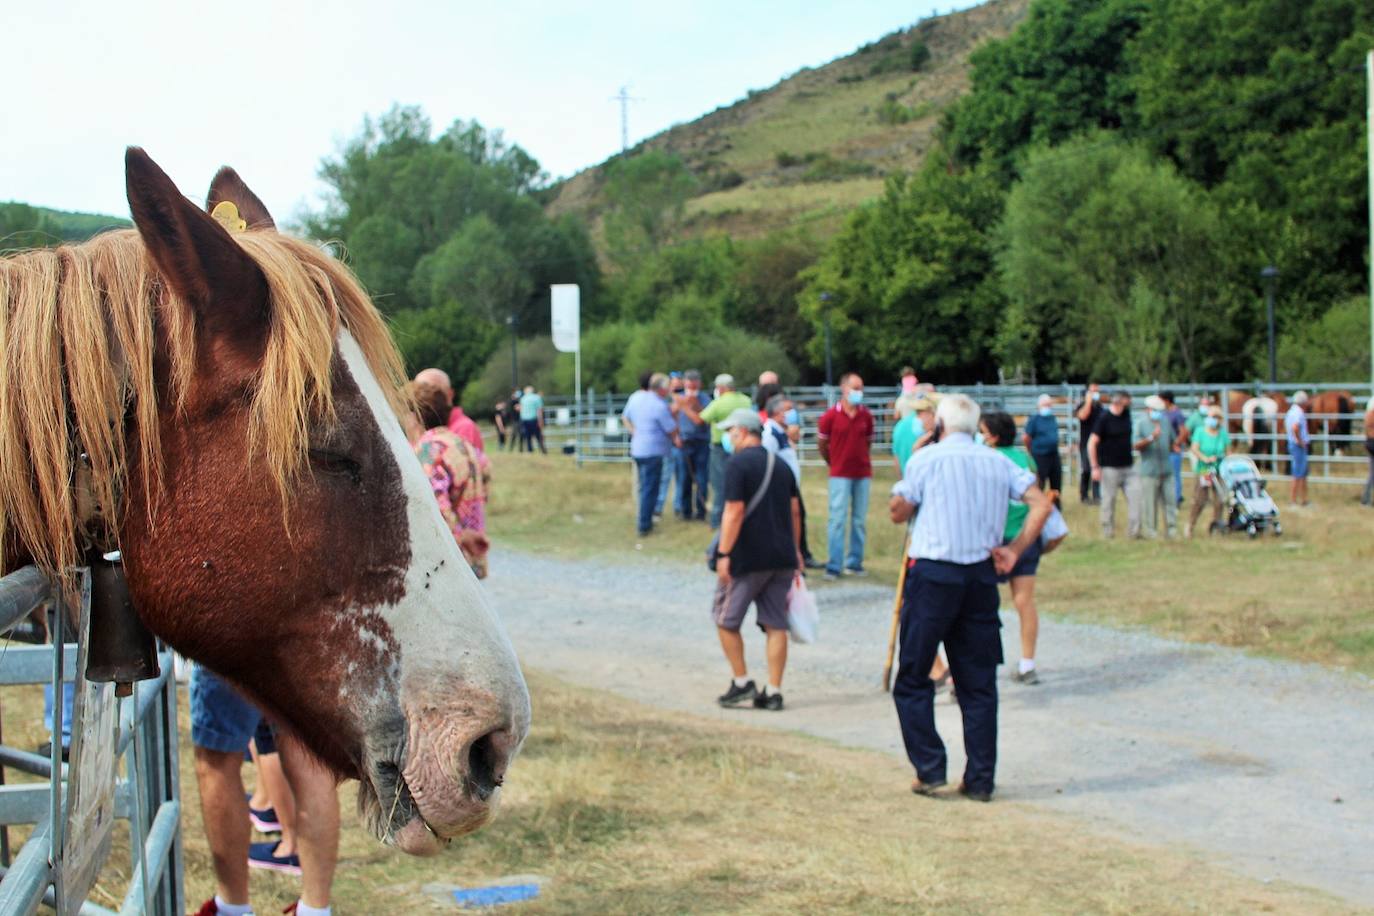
[0, 149, 530, 855]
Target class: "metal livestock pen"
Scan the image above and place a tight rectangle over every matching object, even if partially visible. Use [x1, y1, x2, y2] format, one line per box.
[523, 382, 1373, 487]
[0, 564, 183, 915]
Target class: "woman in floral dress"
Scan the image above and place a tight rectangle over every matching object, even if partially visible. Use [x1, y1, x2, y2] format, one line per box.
[411, 381, 492, 578]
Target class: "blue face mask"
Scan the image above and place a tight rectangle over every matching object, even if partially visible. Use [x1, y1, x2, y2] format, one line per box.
[784, 408, 799, 426]
[846, 389, 863, 406]
[1038, 406, 1053, 417]
[1205, 417, 1220, 430]
[722, 431, 736, 455]
[1150, 409, 1163, 420]
[975, 432, 986, 446]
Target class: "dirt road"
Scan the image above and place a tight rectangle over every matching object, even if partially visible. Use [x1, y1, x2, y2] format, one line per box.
[485, 549, 1374, 906]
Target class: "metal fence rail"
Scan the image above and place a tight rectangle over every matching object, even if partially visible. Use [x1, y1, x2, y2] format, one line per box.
[512, 382, 1373, 487]
[0, 566, 183, 916]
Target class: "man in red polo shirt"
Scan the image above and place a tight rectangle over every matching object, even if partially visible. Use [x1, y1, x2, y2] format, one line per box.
[817, 372, 874, 580]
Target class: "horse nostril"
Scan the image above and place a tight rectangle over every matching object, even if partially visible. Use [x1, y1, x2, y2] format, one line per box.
[467, 730, 506, 801]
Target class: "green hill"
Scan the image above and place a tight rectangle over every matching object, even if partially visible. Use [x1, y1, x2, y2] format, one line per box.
[1, 202, 130, 250]
[546, 0, 1029, 242]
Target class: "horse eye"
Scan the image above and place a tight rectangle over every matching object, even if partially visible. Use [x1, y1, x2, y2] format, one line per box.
[308, 449, 361, 483]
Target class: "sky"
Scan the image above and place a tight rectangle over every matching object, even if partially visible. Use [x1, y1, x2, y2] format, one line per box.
[4, 0, 973, 223]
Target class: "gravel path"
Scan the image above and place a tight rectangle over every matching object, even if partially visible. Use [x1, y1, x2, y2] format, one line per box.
[484, 548, 1374, 906]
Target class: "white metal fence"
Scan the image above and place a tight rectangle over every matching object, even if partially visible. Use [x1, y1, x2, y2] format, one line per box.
[506, 382, 1373, 487]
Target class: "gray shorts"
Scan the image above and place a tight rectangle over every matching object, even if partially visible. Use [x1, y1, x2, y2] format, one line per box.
[712, 568, 793, 632]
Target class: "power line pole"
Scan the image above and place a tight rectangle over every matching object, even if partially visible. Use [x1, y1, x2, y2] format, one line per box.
[610, 86, 642, 152]
[1367, 50, 1373, 386]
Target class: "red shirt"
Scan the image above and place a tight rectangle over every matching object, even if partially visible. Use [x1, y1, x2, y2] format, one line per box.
[817, 403, 873, 478]
[447, 407, 484, 453]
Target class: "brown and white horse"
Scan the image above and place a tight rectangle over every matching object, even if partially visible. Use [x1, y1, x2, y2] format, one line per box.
[0, 149, 530, 855]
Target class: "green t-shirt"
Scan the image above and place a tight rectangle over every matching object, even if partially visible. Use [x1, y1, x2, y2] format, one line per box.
[997, 446, 1036, 540]
[1184, 409, 1206, 437]
[891, 415, 924, 469]
[1193, 426, 1229, 475]
[697, 391, 753, 445]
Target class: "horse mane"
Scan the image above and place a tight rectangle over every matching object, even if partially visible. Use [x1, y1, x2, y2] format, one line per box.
[0, 228, 406, 578]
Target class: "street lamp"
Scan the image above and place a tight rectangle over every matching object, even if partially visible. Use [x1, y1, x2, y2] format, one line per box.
[1261, 265, 1279, 384]
[506, 313, 519, 392]
[820, 291, 833, 388]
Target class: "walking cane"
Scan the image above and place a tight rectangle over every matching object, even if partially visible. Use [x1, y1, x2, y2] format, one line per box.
[881, 524, 913, 692]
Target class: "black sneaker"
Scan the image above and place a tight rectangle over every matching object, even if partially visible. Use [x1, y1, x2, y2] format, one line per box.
[717, 680, 757, 707]
[959, 783, 993, 803]
[753, 689, 784, 711]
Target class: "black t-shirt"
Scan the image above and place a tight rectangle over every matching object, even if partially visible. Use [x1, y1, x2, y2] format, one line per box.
[723, 445, 798, 574]
[1093, 409, 1134, 468]
[1079, 402, 1102, 452]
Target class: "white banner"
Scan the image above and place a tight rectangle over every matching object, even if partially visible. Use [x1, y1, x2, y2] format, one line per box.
[551, 284, 580, 353]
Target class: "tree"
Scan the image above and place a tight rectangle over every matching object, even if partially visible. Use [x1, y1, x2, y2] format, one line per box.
[601, 152, 698, 270]
[943, 0, 1148, 176]
[799, 159, 1007, 382]
[305, 105, 601, 392]
[997, 136, 1255, 381]
[0, 203, 62, 251]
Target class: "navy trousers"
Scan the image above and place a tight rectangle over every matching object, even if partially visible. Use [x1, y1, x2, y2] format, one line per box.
[677, 438, 710, 519]
[634, 456, 663, 535]
[892, 558, 1003, 793]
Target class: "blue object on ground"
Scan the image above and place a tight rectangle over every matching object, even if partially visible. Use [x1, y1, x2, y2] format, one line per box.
[452, 884, 541, 908]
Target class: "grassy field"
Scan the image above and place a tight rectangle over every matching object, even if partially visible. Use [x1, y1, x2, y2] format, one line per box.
[486, 448, 1374, 677]
[0, 674, 1344, 914]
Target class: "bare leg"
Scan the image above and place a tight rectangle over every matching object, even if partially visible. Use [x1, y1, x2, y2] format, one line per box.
[929, 652, 948, 682]
[279, 739, 340, 910]
[716, 627, 747, 679]
[1011, 576, 1039, 664]
[247, 742, 270, 811]
[193, 747, 250, 906]
[250, 742, 298, 856]
[763, 626, 788, 689]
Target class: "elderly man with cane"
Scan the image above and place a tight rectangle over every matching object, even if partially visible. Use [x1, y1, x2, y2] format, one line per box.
[887, 394, 1052, 802]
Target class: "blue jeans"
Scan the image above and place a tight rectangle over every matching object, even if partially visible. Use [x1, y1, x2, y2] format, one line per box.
[826, 476, 871, 574]
[44, 682, 75, 747]
[677, 439, 710, 518]
[1169, 451, 1184, 504]
[634, 456, 664, 534]
[656, 452, 678, 515]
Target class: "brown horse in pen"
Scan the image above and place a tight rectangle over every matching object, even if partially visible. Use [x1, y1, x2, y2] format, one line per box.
[1304, 390, 1356, 454]
[0, 150, 530, 855]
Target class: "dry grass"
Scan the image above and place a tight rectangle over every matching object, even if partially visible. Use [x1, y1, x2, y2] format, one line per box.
[488, 448, 1374, 676]
[0, 669, 1348, 911]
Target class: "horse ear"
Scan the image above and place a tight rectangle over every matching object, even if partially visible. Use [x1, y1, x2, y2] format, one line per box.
[125, 147, 268, 347]
[206, 166, 276, 230]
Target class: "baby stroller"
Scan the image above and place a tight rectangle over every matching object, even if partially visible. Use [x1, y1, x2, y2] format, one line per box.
[1211, 454, 1282, 538]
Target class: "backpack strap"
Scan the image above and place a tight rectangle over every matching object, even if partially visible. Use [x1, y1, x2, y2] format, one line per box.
[743, 451, 776, 521]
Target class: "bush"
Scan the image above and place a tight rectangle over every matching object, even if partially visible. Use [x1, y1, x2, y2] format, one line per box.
[876, 100, 933, 126]
[909, 40, 931, 72]
[459, 335, 562, 415]
[389, 301, 501, 395]
[1274, 296, 1372, 383]
[801, 154, 876, 182]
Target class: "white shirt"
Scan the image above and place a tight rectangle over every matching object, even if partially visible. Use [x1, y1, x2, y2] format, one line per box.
[762, 418, 801, 485]
[1284, 404, 1309, 446]
[891, 432, 1036, 563]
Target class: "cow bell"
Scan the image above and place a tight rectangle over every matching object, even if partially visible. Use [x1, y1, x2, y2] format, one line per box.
[86, 550, 159, 697]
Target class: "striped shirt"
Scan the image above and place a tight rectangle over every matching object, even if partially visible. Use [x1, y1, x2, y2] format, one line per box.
[891, 432, 1036, 564]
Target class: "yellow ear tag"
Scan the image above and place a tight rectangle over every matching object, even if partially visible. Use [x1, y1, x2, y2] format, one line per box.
[210, 201, 248, 233]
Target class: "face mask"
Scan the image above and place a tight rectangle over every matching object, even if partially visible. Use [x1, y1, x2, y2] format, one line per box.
[1150, 409, 1163, 420]
[1038, 406, 1052, 417]
[1205, 417, 1220, 430]
[721, 431, 736, 455]
[846, 389, 863, 406]
[1091, 391, 1101, 402]
[784, 408, 799, 426]
[975, 432, 986, 446]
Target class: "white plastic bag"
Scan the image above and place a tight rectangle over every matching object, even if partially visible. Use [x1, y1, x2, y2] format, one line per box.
[787, 575, 819, 644]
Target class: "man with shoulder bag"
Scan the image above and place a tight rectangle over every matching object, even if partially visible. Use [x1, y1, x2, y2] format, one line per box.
[710, 409, 803, 711]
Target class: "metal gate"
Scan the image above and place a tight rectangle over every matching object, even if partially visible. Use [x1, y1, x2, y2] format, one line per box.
[0, 565, 183, 915]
